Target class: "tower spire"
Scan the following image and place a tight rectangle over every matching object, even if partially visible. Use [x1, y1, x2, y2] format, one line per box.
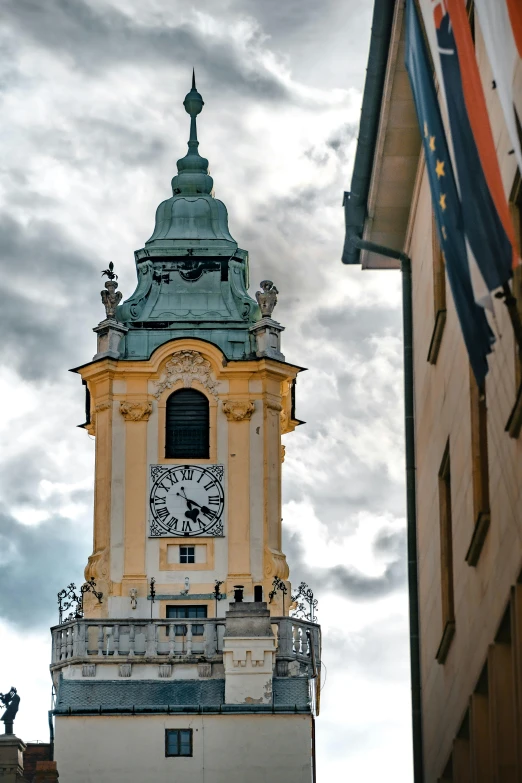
[183, 70, 204, 146]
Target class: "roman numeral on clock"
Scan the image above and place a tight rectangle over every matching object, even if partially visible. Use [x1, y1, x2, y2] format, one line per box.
[208, 495, 219, 506]
[156, 506, 169, 521]
[181, 468, 194, 480]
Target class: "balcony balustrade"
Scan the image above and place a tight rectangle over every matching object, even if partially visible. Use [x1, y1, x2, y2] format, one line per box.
[50, 616, 321, 669]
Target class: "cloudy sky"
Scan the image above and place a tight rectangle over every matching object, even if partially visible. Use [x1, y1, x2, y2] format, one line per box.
[0, 0, 412, 778]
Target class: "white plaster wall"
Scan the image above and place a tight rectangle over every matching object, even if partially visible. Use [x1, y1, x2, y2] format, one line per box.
[54, 714, 312, 783]
[249, 396, 264, 586]
[110, 398, 126, 584]
[215, 398, 229, 587]
[60, 662, 224, 680]
[145, 402, 160, 582]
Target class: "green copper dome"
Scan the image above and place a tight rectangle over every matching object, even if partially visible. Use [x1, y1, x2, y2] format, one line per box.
[145, 71, 236, 255]
[115, 73, 260, 361]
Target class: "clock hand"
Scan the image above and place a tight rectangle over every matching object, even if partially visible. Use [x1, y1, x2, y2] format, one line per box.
[176, 490, 217, 521]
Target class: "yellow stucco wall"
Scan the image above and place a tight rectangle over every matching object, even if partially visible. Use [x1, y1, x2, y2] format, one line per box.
[75, 337, 302, 619]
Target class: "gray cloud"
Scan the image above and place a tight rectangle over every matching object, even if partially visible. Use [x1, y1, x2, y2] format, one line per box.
[1, 0, 291, 103]
[0, 511, 90, 629]
[284, 526, 407, 603]
[0, 214, 98, 380]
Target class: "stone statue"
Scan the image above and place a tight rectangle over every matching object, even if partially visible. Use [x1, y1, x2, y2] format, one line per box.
[255, 280, 279, 318]
[0, 687, 20, 735]
[101, 262, 122, 319]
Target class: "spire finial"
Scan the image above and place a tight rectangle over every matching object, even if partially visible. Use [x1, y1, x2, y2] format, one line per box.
[183, 71, 204, 144]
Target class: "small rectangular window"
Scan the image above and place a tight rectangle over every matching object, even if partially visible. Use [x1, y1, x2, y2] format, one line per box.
[465, 372, 490, 566]
[165, 729, 193, 757]
[179, 546, 195, 564]
[428, 213, 447, 364]
[166, 605, 207, 619]
[436, 441, 456, 664]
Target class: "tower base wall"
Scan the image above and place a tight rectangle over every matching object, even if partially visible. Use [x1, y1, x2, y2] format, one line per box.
[54, 713, 313, 783]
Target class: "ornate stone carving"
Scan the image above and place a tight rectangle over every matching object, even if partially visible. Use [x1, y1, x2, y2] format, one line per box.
[263, 547, 290, 581]
[280, 410, 289, 433]
[100, 262, 122, 319]
[129, 588, 138, 610]
[84, 548, 110, 608]
[95, 401, 112, 413]
[118, 664, 132, 678]
[82, 664, 96, 678]
[222, 400, 255, 421]
[100, 281, 122, 319]
[154, 351, 219, 399]
[281, 445, 286, 463]
[197, 662, 212, 678]
[158, 664, 172, 678]
[255, 280, 279, 317]
[120, 401, 153, 422]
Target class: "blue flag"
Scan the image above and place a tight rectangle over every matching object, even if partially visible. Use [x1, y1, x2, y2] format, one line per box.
[435, 11, 512, 293]
[405, 0, 493, 386]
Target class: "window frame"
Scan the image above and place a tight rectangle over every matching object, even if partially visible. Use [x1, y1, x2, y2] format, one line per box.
[506, 172, 522, 437]
[427, 213, 447, 364]
[436, 441, 456, 664]
[166, 605, 208, 619]
[179, 545, 196, 564]
[465, 371, 490, 566]
[165, 729, 193, 758]
[165, 388, 210, 460]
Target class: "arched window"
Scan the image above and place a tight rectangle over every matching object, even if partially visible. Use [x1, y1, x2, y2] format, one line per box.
[166, 389, 209, 459]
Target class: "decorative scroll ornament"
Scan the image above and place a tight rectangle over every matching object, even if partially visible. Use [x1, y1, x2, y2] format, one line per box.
[120, 401, 153, 421]
[255, 280, 279, 318]
[154, 350, 218, 399]
[290, 581, 318, 623]
[222, 400, 255, 421]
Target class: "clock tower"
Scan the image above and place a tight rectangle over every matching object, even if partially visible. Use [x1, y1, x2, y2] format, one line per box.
[50, 76, 320, 783]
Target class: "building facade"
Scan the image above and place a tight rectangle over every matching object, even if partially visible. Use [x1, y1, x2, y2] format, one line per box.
[49, 79, 320, 783]
[344, 2, 522, 782]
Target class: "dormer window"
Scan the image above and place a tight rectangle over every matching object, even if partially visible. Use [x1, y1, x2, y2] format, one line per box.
[165, 389, 209, 459]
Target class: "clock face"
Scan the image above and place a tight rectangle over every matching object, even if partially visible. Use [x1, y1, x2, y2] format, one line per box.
[149, 464, 225, 538]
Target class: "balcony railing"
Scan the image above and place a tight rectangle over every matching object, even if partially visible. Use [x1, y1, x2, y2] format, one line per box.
[50, 616, 321, 668]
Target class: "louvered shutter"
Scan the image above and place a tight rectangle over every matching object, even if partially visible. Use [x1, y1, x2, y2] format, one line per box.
[165, 389, 209, 458]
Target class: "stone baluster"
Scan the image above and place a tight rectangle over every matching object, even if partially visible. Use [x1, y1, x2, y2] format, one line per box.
[66, 627, 73, 659]
[77, 622, 87, 657]
[169, 624, 175, 657]
[113, 625, 119, 656]
[204, 622, 217, 657]
[146, 623, 157, 657]
[186, 623, 193, 656]
[60, 629, 67, 661]
[72, 623, 79, 657]
[291, 624, 298, 654]
[276, 618, 293, 658]
[128, 625, 135, 657]
[97, 625, 104, 656]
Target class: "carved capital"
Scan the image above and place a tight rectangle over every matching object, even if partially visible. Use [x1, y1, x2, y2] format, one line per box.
[264, 547, 289, 580]
[120, 401, 153, 422]
[95, 401, 112, 413]
[222, 400, 255, 422]
[154, 350, 219, 399]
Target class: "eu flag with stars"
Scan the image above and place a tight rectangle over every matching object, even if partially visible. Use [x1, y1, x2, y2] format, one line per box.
[405, 0, 493, 386]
